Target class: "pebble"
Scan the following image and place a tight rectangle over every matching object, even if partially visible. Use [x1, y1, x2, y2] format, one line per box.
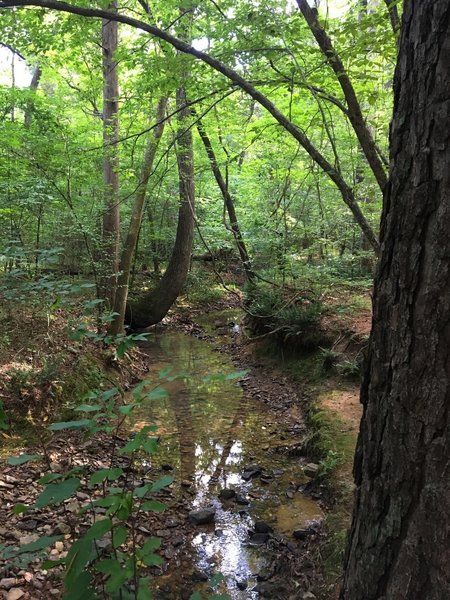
[0, 579, 19, 590]
[218, 488, 236, 501]
[6, 590, 25, 600]
[254, 521, 273, 534]
[303, 463, 320, 478]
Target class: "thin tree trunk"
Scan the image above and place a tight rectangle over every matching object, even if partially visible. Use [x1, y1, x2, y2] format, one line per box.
[128, 87, 195, 329]
[342, 1, 450, 598]
[109, 97, 168, 335]
[384, 0, 401, 38]
[99, 0, 120, 309]
[195, 117, 254, 281]
[24, 64, 42, 127]
[297, 0, 388, 192]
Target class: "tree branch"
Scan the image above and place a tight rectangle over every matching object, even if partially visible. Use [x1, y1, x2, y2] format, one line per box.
[0, 0, 379, 253]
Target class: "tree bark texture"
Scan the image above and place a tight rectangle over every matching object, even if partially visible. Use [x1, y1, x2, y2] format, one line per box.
[0, 0, 380, 254]
[109, 97, 168, 335]
[196, 117, 254, 281]
[342, 2, 450, 599]
[99, 0, 120, 309]
[129, 87, 195, 329]
[297, 0, 388, 192]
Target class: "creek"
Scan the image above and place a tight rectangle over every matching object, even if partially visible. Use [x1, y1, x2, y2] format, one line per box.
[131, 314, 323, 599]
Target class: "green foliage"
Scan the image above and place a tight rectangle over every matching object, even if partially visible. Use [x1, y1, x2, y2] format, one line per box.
[245, 283, 326, 350]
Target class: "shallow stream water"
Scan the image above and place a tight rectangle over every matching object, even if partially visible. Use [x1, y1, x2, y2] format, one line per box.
[131, 318, 323, 598]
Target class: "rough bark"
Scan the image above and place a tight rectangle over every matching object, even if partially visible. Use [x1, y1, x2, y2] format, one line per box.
[195, 117, 254, 281]
[109, 97, 168, 335]
[342, 2, 450, 599]
[0, 0, 379, 253]
[129, 87, 195, 329]
[297, 0, 388, 192]
[99, 0, 120, 309]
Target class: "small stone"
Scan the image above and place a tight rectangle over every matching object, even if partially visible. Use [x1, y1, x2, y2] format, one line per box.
[254, 521, 273, 534]
[0, 579, 19, 590]
[302, 593, 317, 599]
[172, 536, 183, 547]
[303, 463, 320, 478]
[161, 464, 174, 471]
[218, 488, 236, 501]
[76, 492, 89, 501]
[55, 541, 64, 552]
[53, 521, 70, 535]
[19, 534, 38, 545]
[191, 570, 208, 582]
[242, 464, 262, 481]
[188, 508, 215, 525]
[293, 529, 310, 540]
[257, 568, 272, 582]
[214, 529, 223, 537]
[236, 579, 247, 590]
[248, 533, 269, 546]
[49, 589, 60, 596]
[260, 476, 273, 485]
[17, 520, 38, 532]
[235, 494, 250, 505]
[7, 589, 25, 600]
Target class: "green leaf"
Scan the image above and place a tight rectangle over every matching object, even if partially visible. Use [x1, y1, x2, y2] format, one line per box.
[118, 403, 137, 415]
[63, 568, 96, 600]
[141, 553, 163, 567]
[100, 387, 119, 401]
[65, 538, 95, 588]
[84, 518, 113, 541]
[141, 537, 161, 554]
[137, 577, 153, 600]
[48, 420, 91, 431]
[13, 504, 29, 514]
[39, 473, 62, 484]
[89, 468, 123, 486]
[140, 500, 166, 513]
[133, 484, 151, 498]
[8, 454, 41, 466]
[17, 535, 63, 555]
[209, 573, 225, 589]
[35, 478, 81, 508]
[150, 476, 173, 492]
[112, 526, 128, 549]
[75, 404, 101, 413]
[145, 386, 168, 400]
[189, 593, 202, 600]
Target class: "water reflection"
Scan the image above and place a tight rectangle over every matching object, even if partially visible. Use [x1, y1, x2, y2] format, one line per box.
[132, 330, 322, 598]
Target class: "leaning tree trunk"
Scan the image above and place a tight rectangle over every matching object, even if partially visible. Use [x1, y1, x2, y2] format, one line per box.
[99, 0, 120, 309]
[128, 85, 195, 329]
[196, 117, 254, 282]
[341, 2, 450, 599]
[109, 97, 168, 335]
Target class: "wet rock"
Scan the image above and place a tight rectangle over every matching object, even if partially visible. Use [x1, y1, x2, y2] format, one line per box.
[238, 509, 249, 517]
[214, 529, 224, 537]
[191, 570, 208, 582]
[302, 593, 317, 599]
[218, 488, 236, 501]
[272, 469, 284, 477]
[236, 579, 248, 590]
[53, 520, 70, 535]
[293, 529, 310, 540]
[161, 464, 174, 471]
[303, 463, 320, 478]
[260, 476, 273, 485]
[254, 520, 273, 534]
[248, 533, 270, 546]
[188, 507, 215, 525]
[172, 536, 184, 547]
[235, 494, 250, 505]
[242, 464, 262, 480]
[16, 520, 38, 532]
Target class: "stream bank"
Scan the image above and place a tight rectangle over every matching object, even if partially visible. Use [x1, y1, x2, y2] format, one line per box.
[0, 296, 367, 600]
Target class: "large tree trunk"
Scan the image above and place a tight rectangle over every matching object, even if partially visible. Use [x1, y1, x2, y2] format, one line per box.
[109, 97, 168, 335]
[341, 2, 450, 599]
[99, 1, 120, 309]
[128, 86, 195, 329]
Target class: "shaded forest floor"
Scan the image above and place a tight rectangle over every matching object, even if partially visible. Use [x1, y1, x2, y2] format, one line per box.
[0, 279, 371, 600]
